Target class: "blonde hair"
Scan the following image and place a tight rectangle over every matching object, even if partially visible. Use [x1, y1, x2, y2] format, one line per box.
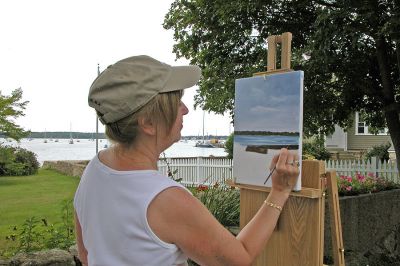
[101, 90, 183, 148]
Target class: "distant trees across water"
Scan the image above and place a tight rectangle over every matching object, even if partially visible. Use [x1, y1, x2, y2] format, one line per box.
[26, 132, 107, 139]
[235, 131, 299, 136]
[0, 132, 229, 140]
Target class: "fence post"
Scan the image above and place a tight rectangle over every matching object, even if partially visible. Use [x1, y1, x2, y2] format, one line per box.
[196, 157, 201, 185]
[371, 156, 378, 177]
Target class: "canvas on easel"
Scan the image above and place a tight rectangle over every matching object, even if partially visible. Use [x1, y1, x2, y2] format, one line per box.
[233, 71, 303, 191]
[230, 32, 344, 266]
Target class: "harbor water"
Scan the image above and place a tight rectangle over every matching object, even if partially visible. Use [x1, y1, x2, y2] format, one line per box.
[3, 138, 228, 165]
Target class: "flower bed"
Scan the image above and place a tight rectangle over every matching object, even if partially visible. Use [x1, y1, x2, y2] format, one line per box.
[337, 172, 400, 196]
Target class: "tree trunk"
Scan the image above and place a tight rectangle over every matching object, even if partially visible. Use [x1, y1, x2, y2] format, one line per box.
[384, 111, 400, 169]
[396, 40, 400, 76]
[375, 37, 400, 170]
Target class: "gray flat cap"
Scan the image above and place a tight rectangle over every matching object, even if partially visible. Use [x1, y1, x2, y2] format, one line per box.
[88, 55, 201, 124]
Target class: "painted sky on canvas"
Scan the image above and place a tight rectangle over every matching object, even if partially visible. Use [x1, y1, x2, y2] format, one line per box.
[234, 71, 303, 133]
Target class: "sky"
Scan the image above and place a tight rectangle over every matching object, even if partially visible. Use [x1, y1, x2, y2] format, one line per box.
[0, 0, 233, 136]
[234, 72, 303, 132]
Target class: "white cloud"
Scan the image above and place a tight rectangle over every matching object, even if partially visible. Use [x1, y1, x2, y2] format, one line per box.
[250, 106, 279, 113]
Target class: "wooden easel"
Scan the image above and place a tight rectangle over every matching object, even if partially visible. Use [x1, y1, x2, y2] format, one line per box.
[230, 32, 345, 266]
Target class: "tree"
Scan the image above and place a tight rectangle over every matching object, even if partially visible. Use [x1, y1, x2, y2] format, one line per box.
[0, 88, 29, 141]
[224, 133, 234, 159]
[164, 0, 400, 166]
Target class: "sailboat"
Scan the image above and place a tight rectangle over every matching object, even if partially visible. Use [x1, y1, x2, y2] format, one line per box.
[43, 129, 48, 143]
[195, 111, 215, 148]
[69, 123, 74, 144]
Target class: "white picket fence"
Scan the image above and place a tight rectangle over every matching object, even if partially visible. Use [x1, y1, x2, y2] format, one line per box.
[157, 157, 233, 186]
[157, 156, 400, 186]
[325, 157, 400, 183]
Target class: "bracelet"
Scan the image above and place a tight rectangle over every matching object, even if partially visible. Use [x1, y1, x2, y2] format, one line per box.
[264, 200, 283, 212]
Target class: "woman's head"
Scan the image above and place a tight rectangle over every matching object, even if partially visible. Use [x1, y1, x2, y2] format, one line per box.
[102, 89, 184, 147]
[88, 55, 200, 147]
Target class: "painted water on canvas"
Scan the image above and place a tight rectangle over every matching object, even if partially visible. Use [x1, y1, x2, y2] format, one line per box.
[233, 71, 303, 190]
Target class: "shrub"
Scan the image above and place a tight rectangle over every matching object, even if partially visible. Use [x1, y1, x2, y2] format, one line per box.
[224, 133, 234, 159]
[364, 142, 391, 163]
[0, 145, 39, 176]
[0, 145, 17, 175]
[337, 172, 400, 196]
[14, 147, 40, 175]
[192, 183, 240, 227]
[302, 136, 331, 160]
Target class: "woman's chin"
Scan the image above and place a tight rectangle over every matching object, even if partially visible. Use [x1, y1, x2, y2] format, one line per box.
[174, 135, 181, 143]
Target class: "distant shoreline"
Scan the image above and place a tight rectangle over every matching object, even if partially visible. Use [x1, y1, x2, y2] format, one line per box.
[0, 132, 229, 140]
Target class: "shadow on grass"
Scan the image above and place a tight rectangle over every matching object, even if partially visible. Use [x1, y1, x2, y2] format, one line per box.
[0, 179, 19, 187]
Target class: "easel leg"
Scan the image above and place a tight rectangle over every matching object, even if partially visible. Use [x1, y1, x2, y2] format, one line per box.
[326, 171, 345, 266]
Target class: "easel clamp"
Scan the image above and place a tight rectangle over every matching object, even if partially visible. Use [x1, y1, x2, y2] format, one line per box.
[254, 32, 293, 77]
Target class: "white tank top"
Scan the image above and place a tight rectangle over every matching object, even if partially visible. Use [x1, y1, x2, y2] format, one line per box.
[74, 155, 189, 266]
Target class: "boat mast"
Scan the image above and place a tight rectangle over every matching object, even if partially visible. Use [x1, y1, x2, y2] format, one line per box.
[202, 111, 205, 143]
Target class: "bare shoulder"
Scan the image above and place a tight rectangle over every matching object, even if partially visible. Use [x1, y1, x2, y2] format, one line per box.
[147, 186, 205, 237]
[148, 186, 248, 265]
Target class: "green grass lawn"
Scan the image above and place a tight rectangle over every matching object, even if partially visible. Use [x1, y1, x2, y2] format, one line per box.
[0, 169, 80, 253]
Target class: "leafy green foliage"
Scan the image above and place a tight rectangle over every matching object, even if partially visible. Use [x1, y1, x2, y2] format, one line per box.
[224, 133, 234, 159]
[0, 145, 39, 176]
[302, 136, 331, 160]
[0, 88, 29, 141]
[16, 217, 42, 253]
[43, 200, 75, 250]
[365, 142, 392, 163]
[164, 0, 400, 162]
[0, 145, 17, 175]
[191, 183, 240, 227]
[3, 200, 75, 257]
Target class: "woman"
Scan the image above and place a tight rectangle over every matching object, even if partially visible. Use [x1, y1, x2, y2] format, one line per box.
[74, 55, 299, 266]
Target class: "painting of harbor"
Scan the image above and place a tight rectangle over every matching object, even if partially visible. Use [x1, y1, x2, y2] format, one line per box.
[233, 71, 303, 190]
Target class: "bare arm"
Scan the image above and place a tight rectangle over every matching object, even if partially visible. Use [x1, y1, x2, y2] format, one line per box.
[236, 148, 298, 258]
[148, 148, 299, 265]
[74, 211, 88, 266]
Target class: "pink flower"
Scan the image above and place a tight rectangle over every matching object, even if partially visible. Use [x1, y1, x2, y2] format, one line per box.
[346, 186, 352, 191]
[197, 185, 208, 192]
[357, 174, 366, 182]
[367, 172, 375, 177]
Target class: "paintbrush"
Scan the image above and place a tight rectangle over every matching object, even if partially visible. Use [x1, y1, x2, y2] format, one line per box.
[264, 166, 276, 185]
[264, 159, 300, 184]
[264, 145, 291, 185]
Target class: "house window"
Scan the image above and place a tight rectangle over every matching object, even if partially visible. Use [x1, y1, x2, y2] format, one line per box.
[355, 112, 388, 135]
[357, 121, 366, 134]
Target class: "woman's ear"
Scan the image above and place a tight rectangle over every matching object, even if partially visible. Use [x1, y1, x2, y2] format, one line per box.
[138, 117, 156, 136]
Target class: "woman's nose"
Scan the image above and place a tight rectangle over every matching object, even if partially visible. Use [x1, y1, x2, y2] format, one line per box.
[181, 102, 189, 115]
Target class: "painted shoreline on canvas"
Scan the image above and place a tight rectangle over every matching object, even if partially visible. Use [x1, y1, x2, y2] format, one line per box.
[234, 134, 299, 147]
